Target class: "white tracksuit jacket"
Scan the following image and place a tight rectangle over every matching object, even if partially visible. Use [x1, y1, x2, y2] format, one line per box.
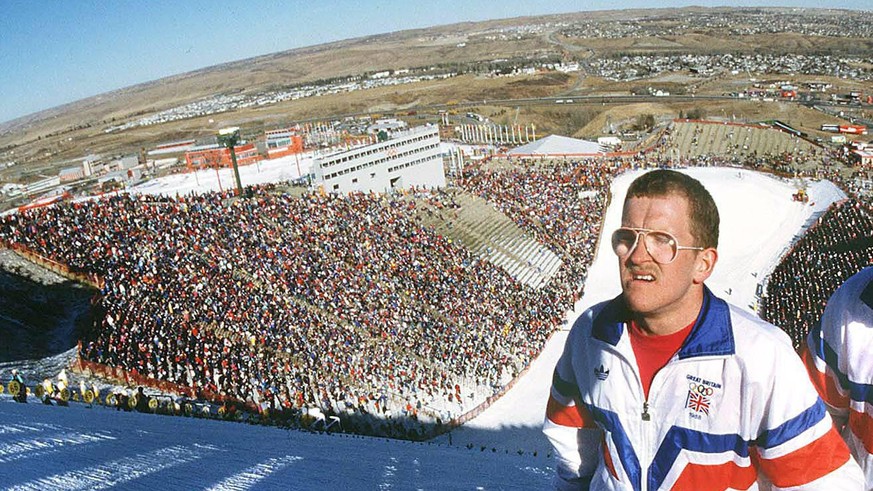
[544, 286, 863, 491]
[804, 265, 873, 491]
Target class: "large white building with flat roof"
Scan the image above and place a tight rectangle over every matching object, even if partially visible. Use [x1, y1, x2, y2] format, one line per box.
[313, 125, 444, 194]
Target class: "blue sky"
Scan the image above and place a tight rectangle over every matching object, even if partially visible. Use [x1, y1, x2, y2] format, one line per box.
[0, 0, 867, 124]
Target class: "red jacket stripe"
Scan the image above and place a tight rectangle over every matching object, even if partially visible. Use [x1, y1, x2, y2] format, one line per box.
[849, 408, 873, 454]
[801, 345, 850, 409]
[601, 433, 619, 480]
[754, 427, 850, 488]
[672, 460, 757, 491]
[546, 394, 595, 428]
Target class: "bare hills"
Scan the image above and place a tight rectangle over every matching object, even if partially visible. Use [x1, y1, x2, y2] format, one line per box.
[1, 6, 871, 174]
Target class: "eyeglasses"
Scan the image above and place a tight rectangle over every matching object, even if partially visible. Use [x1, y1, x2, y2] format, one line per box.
[611, 227, 704, 264]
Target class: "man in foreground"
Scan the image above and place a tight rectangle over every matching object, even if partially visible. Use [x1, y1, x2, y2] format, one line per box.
[803, 265, 873, 490]
[543, 169, 862, 490]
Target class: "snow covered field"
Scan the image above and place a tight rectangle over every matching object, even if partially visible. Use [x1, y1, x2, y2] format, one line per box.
[0, 164, 845, 489]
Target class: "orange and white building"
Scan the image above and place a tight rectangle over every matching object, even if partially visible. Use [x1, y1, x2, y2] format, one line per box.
[185, 143, 262, 170]
[264, 127, 304, 159]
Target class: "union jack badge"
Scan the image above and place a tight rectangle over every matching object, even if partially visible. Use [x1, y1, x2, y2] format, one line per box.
[685, 383, 713, 415]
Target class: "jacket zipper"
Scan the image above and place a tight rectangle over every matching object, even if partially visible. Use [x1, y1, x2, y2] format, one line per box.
[638, 357, 651, 491]
[640, 395, 652, 491]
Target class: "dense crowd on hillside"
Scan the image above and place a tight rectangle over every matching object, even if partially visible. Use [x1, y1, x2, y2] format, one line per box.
[0, 180, 609, 437]
[762, 198, 873, 348]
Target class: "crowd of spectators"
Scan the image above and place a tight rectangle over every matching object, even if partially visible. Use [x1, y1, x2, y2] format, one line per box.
[762, 198, 873, 348]
[0, 180, 609, 438]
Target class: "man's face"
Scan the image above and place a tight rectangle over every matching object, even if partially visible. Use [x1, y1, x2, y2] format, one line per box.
[618, 194, 712, 329]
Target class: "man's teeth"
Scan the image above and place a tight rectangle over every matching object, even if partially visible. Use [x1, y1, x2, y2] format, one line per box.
[634, 274, 655, 281]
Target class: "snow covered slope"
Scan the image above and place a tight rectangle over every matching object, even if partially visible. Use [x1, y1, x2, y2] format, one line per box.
[0, 398, 552, 490]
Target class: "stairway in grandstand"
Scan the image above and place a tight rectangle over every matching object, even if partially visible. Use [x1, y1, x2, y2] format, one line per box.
[412, 191, 562, 289]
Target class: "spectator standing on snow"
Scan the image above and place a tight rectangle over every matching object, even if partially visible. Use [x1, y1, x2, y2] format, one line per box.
[10, 369, 26, 403]
[135, 386, 150, 413]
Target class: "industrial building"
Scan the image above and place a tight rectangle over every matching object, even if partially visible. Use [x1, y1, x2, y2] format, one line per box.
[313, 125, 444, 194]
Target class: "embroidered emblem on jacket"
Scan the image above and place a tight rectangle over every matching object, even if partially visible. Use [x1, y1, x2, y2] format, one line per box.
[685, 389, 709, 415]
[594, 364, 610, 381]
[685, 386, 711, 415]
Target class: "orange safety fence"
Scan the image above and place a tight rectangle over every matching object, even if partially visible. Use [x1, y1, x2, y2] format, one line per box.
[70, 342, 258, 412]
[0, 239, 104, 289]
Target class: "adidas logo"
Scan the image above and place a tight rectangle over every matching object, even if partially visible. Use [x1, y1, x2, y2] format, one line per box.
[594, 364, 610, 381]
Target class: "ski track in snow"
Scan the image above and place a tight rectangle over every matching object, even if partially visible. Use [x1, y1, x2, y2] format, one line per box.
[0, 430, 116, 464]
[204, 455, 303, 491]
[379, 456, 399, 490]
[7, 443, 220, 491]
[0, 422, 64, 435]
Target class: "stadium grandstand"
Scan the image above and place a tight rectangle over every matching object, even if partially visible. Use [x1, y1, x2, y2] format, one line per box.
[665, 120, 820, 160]
[411, 190, 563, 289]
[0, 169, 607, 437]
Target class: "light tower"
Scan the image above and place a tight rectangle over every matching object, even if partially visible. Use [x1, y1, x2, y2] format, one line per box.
[217, 126, 244, 196]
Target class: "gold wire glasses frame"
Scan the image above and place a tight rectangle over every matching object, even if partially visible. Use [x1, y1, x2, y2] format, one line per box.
[611, 227, 704, 264]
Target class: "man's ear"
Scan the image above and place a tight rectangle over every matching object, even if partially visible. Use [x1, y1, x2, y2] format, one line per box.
[693, 247, 718, 284]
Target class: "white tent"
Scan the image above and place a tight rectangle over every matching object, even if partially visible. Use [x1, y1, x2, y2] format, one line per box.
[507, 134, 603, 157]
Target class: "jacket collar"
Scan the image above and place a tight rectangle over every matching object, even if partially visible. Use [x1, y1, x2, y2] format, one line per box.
[591, 285, 735, 358]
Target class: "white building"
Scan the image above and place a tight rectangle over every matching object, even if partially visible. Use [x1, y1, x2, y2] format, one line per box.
[597, 136, 623, 149]
[367, 118, 407, 134]
[25, 176, 61, 195]
[313, 125, 445, 194]
[114, 155, 140, 170]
